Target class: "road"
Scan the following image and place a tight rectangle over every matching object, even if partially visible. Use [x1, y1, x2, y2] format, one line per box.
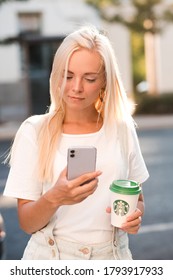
[130, 128, 173, 260]
[0, 127, 173, 260]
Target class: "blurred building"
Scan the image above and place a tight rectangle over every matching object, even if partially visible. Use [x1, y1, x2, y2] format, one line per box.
[0, 0, 137, 121]
[1, 0, 173, 123]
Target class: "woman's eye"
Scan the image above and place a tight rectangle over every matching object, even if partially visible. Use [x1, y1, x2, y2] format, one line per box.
[86, 78, 96, 83]
[67, 76, 73, 80]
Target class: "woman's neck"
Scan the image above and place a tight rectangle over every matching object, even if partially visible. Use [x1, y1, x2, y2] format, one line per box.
[62, 110, 103, 134]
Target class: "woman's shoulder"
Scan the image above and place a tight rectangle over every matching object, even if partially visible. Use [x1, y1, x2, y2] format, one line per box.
[20, 114, 46, 130]
[14, 114, 46, 140]
[116, 118, 136, 133]
[24, 114, 46, 125]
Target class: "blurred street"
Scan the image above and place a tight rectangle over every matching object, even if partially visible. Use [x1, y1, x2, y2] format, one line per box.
[0, 115, 173, 260]
[129, 125, 173, 260]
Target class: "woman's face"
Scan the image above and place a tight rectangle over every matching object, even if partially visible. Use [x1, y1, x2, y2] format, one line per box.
[62, 48, 105, 112]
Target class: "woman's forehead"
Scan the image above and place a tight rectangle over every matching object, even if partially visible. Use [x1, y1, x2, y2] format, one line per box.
[68, 48, 104, 73]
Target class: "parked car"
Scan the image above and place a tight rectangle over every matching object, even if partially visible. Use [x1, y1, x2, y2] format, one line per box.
[0, 213, 6, 259]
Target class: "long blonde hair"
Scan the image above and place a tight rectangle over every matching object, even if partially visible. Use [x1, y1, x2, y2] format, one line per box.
[37, 25, 134, 183]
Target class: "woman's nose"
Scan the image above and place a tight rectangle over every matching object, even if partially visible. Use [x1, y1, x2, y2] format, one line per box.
[72, 78, 83, 93]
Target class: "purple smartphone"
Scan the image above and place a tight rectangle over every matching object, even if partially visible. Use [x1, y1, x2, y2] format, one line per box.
[67, 146, 97, 180]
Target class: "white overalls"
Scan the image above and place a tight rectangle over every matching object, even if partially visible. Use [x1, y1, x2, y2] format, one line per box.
[22, 216, 132, 260]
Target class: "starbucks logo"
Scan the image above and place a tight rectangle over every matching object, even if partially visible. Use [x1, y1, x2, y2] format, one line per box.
[113, 200, 129, 216]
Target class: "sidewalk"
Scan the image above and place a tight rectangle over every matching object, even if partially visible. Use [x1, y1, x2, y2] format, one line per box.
[0, 115, 173, 141]
[134, 114, 173, 130]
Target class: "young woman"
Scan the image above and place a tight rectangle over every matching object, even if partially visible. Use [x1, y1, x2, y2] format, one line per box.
[4, 25, 149, 260]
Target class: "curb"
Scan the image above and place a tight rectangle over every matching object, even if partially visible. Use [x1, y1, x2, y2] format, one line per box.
[134, 115, 173, 130]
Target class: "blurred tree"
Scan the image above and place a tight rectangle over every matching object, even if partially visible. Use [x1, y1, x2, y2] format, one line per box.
[86, 0, 173, 95]
[131, 32, 145, 90]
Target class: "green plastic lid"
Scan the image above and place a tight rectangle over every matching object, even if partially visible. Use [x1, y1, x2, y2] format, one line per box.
[109, 180, 141, 195]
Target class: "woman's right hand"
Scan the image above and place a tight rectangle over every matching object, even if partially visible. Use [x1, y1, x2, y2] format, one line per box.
[43, 168, 102, 208]
[17, 168, 102, 234]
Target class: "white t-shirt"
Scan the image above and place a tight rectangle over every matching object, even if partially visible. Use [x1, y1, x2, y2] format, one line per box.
[4, 115, 149, 244]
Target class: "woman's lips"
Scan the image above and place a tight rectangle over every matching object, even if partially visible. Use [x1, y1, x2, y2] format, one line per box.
[68, 96, 85, 101]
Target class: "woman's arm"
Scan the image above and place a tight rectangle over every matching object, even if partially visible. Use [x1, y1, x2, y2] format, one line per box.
[17, 169, 101, 234]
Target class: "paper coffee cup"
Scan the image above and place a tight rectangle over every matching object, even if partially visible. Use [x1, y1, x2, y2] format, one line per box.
[109, 180, 141, 228]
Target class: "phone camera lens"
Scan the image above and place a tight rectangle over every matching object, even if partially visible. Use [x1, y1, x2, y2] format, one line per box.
[70, 149, 75, 158]
[70, 154, 75, 158]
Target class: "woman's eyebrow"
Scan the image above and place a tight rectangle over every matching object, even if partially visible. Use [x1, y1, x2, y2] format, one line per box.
[67, 70, 73, 74]
[67, 70, 100, 75]
[84, 71, 105, 76]
[84, 72, 100, 76]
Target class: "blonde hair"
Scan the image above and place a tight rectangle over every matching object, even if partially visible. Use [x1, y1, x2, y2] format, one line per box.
[36, 25, 133, 182]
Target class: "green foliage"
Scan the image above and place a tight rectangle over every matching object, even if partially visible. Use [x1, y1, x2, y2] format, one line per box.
[86, 0, 173, 34]
[131, 32, 145, 87]
[135, 93, 173, 115]
[87, 0, 173, 96]
[86, 0, 120, 7]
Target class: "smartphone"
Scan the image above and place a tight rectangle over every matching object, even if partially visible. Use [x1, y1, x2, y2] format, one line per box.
[67, 146, 97, 181]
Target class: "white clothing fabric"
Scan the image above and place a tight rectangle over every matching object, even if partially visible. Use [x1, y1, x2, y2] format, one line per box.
[4, 115, 149, 245]
[22, 217, 132, 260]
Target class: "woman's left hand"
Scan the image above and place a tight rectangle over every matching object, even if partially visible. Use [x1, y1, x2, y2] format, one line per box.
[106, 191, 144, 234]
[106, 207, 142, 234]
[120, 208, 142, 234]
